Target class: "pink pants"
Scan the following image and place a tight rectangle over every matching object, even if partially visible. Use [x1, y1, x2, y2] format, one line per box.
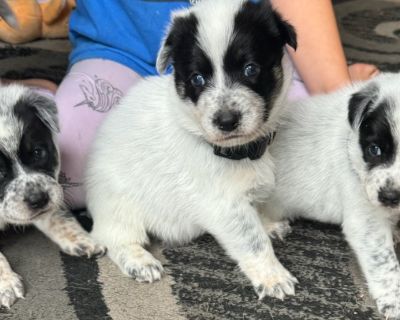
[51, 59, 308, 209]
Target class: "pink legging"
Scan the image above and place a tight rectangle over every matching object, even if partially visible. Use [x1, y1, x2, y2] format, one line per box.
[55, 59, 142, 208]
[52, 58, 308, 209]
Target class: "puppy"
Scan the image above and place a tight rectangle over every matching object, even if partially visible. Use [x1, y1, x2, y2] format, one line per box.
[86, 0, 298, 300]
[262, 73, 400, 319]
[0, 84, 105, 308]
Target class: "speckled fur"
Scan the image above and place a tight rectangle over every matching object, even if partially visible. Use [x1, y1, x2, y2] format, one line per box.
[0, 84, 105, 309]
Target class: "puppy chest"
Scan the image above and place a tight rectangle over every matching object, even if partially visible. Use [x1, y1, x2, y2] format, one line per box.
[209, 163, 274, 203]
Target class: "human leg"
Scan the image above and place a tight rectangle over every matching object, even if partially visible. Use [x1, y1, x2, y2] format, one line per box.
[55, 59, 142, 208]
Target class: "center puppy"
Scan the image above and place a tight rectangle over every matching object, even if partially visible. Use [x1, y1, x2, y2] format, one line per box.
[86, 0, 297, 299]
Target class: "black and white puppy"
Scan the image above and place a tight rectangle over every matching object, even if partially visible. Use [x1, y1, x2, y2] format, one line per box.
[0, 84, 105, 308]
[86, 0, 298, 300]
[262, 73, 400, 319]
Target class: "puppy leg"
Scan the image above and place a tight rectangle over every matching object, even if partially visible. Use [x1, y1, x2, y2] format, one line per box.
[393, 224, 400, 246]
[90, 201, 163, 283]
[207, 203, 297, 300]
[262, 219, 292, 241]
[34, 210, 106, 257]
[343, 213, 400, 319]
[258, 202, 291, 241]
[0, 252, 24, 308]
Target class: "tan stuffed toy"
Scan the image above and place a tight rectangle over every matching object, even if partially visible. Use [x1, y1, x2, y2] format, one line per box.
[0, 0, 76, 44]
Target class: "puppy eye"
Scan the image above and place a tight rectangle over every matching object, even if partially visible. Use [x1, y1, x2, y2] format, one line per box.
[190, 73, 206, 88]
[244, 63, 260, 78]
[32, 146, 48, 162]
[368, 144, 382, 157]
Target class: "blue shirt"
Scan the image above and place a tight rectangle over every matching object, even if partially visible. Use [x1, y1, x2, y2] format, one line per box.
[69, 0, 191, 76]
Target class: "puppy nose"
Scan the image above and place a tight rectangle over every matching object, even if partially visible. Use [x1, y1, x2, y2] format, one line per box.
[378, 189, 400, 207]
[24, 191, 50, 210]
[214, 110, 241, 132]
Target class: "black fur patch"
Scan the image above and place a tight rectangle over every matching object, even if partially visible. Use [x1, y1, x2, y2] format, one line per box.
[163, 13, 213, 103]
[14, 99, 58, 178]
[358, 100, 396, 170]
[348, 84, 379, 128]
[223, 1, 296, 120]
[0, 150, 14, 201]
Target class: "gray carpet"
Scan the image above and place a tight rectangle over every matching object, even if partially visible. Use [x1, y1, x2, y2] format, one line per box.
[0, 1, 399, 319]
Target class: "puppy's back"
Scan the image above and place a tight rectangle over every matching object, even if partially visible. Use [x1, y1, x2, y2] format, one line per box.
[267, 84, 361, 222]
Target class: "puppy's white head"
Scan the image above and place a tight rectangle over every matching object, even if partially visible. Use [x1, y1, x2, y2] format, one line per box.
[348, 73, 400, 213]
[157, 0, 296, 148]
[0, 84, 62, 225]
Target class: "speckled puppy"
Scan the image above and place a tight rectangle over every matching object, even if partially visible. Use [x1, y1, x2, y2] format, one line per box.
[263, 73, 400, 319]
[0, 84, 105, 308]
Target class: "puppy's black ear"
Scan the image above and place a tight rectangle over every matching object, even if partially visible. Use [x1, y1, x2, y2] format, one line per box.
[156, 28, 174, 74]
[273, 11, 297, 50]
[257, 0, 297, 50]
[156, 12, 198, 74]
[26, 92, 60, 133]
[348, 83, 379, 129]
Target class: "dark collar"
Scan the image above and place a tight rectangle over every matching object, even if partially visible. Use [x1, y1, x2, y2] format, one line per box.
[213, 132, 275, 161]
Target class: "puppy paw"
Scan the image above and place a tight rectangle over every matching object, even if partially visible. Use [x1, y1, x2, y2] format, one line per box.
[125, 260, 164, 283]
[243, 256, 298, 300]
[116, 245, 164, 283]
[0, 271, 24, 308]
[265, 220, 292, 241]
[254, 267, 298, 300]
[377, 296, 400, 319]
[59, 232, 106, 258]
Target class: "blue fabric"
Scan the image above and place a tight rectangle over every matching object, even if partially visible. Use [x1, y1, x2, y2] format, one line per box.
[69, 0, 191, 76]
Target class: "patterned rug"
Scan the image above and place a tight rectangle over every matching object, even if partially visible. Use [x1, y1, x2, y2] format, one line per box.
[337, 0, 400, 72]
[0, 1, 399, 319]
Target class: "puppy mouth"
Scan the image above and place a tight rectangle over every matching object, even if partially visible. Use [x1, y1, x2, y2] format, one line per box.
[216, 134, 242, 141]
[213, 132, 262, 147]
[5, 207, 53, 224]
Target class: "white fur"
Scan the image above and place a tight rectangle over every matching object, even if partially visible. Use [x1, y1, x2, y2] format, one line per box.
[86, 0, 297, 300]
[263, 73, 400, 318]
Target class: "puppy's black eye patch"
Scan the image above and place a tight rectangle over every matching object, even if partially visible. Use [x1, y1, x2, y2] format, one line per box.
[18, 125, 57, 177]
[0, 151, 14, 201]
[20, 142, 49, 167]
[359, 101, 395, 169]
[175, 45, 213, 103]
[222, 1, 290, 121]
[14, 101, 58, 178]
[162, 12, 214, 104]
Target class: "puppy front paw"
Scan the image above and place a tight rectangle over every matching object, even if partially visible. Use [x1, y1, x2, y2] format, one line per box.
[243, 256, 298, 300]
[0, 271, 24, 308]
[115, 245, 164, 283]
[377, 295, 400, 320]
[254, 267, 298, 300]
[59, 232, 106, 258]
[125, 260, 164, 283]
